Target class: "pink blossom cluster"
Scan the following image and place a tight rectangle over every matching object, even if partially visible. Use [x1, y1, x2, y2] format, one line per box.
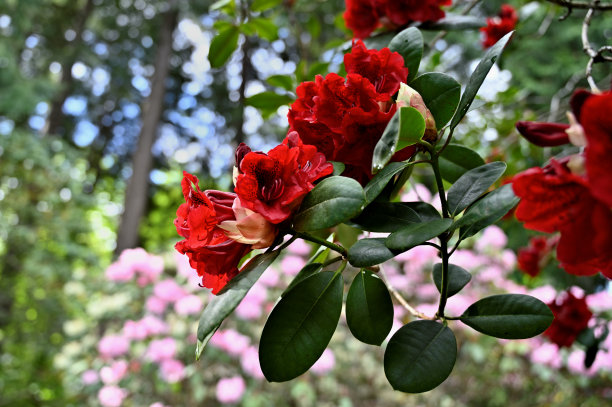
[105, 247, 164, 286]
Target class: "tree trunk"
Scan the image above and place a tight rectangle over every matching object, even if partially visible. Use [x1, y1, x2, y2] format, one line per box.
[115, 5, 179, 254]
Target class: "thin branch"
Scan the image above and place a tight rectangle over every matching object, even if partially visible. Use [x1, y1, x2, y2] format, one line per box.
[544, 0, 612, 11]
[427, 0, 482, 50]
[379, 266, 436, 320]
[581, 3, 603, 92]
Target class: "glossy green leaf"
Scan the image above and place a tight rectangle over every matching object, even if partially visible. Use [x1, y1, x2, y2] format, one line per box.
[423, 15, 487, 31]
[282, 262, 323, 297]
[245, 92, 293, 111]
[453, 184, 519, 240]
[401, 201, 441, 222]
[350, 202, 421, 233]
[388, 27, 423, 83]
[438, 144, 486, 183]
[446, 162, 507, 216]
[364, 161, 412, 203]
[208, 25, 240, 68]
[266, 74, 294, 91]
[410, 72, 461, 128]
[460, 294, 554, 339]
[196, 250, 280, 359]
[210, 0, 233, 12]
[348, 238, 396, 268]
[386, 218, 452, 252]
[432, 263, 472, 297]
[384, 320, 457, 393]
[346, 269, 394, 345]
[259, 271, 343, 382]
[293, 176, 365, 231]
[307, 233, 334, 264]
[397, 107, 426, 150]
[251, 0, 282, 12]
[372, 110, 400, 173]
[245, 17, 278, 41]
[329, 161, 345, 176]
[450, 31, 514, 129]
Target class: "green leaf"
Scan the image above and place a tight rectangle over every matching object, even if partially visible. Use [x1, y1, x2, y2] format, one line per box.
[350, 202, 421, 233]
[397, 107, 426, 150]
[282, 262, 323, 296]
[386, 218, 452, 252]
[245, 17, 278, 41]
[460, 294, 554, 339]
[364, 161, 412, 203]
[293, 176, 365, 231]
[446, 162, 507, 216]
[423, 15, 487, 31]
[259, 271, 343, 382]
[209, 25, 240, 68]
[401, 201, 441, 222]
[432, 263, 472, 297]
[346, 270, 394, 345]
[372, 110, 400, 173]
[438, 144, 485, 183]
[348, 238, 396, 268]
[410, 72, 461, 128]
[453, 184, 519, 240]
[245, 92, 293, 111]
[384, 320, 457, 393]
[266, 74, 294, 91]
[251, 0, 282, 12]
[307, 233, 334, 263]
[210, 0, 234, 12]
[329, 161, 345, 176]
[388, 27, 423, 83]
[196, 250, 280, 359]
[450, 31, 514, 129]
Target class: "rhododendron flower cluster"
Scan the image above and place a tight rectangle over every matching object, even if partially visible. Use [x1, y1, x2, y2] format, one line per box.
[344, 0, 451, 39]
[512, 90, 612, 279]
[288, 40, 421, 184]
[481, 4, 518, 48]
[517, 236, 557, 277]
[545, 290, 593, 348]
[174, 133, 332, 294]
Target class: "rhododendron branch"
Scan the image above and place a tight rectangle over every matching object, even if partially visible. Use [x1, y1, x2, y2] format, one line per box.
[582, 4, 600, 92]
[322, 256, 344, 268]
[276, 235, 299, 252]
[431, 156, 450, 219]
[435, 127, 455, 157]
[379, 266, 436, 321]
[419, 241, 442, 251]
[545, 0, 612, 11]
[436, 235, 451, 319]
[293, 231, 348, 257]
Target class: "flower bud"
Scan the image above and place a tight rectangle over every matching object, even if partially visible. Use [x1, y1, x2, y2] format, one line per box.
[396, 83, 437, 142]
[218, 198, 277, 249]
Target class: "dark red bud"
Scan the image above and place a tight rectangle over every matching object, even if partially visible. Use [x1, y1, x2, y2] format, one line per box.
[235, 143, 252, 169]
[569, 89, 593, 122]
[516, 121, 570, 147]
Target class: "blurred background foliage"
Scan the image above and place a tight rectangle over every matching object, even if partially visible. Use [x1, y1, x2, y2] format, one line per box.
[0, 0, 610, 405]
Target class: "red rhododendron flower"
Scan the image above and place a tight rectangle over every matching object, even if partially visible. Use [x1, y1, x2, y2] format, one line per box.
[517, 236, 557, 277]
[512, 159, 612, 278]
[344, 40, 409, 100]
[544, 291, 593, 348]
[343, 0, 451, 39]
[481, 4, 517, 48]
[581, 91, 612, 207]
[174, 172, 255, 294]
[515, 121, 571, 147]
[234, 132, 333, 224]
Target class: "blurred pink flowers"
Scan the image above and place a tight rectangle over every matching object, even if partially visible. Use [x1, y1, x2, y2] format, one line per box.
[216, 376, 246, 404]
[98, 335, 130, 359]
[98, 385, 127, 407]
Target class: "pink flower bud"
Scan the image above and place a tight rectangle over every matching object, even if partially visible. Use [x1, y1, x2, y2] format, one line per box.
[396, 83, 437, 142]
[218, 198, 277, 249]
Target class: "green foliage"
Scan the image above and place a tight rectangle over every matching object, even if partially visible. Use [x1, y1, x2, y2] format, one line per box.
[348, 238, 396, 268]
[397, 106, 426, 150]
[388, 27, 423, 83]
[432, 263, 472, 298]
[350, 202, 424, 233]
[386, 218, 453, 252]
[460, 294, 554, 339]
[410, 73, 461, 128]
[259, 271, 343, 382]
[437, 144, 485, 183]
[209, 25, 241, 68]
[446, 162, 507, 216]
[346, 269, 394, 346]
[384, 321, 457, 393]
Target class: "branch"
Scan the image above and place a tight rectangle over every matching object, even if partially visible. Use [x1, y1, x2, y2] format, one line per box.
[379, 266, 436, 320]
[544, 0, 612, 11]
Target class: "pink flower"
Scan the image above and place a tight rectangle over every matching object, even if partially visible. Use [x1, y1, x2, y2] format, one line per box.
[100, 360, 129, 384]
[123, 320, 147, 341]
[98, 335, 130, 359]
[475, 226, 508, 252]
[140, 315, 169, 336]
[153, 279, 187, 303]
[586, 290, 612, 312]
[146, 338, 177, 362]
[217, 198, 277, 249]
[216, 376, 246, 404]
[236, 284, 267, 320]
[119, 248, 164, 286]
[105, 262, 134, 282]
[160, 359, 186, 383]
[240, 346, 264, 379]
[258, 268, 280, 287]
[174, 294, 203, 316]
[81, 369, 99, 385]
[529, 341, 562, 369]
[287, 239, 312, 256]
[98, 386, 127, 407]
[280, 255, 306, 276]
[311, 348, 335, 375]
[210, 330, 250, 357]
[145, 296, 167, 314]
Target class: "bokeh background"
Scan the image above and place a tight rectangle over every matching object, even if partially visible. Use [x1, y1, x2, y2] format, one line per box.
[0, 0, 611, 406]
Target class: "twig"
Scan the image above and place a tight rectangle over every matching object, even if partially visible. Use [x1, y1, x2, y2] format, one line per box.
[544, 0, 612, 11]
[581, 3, 602, 92]
[379, 265, 436, 320]
[427, 0, 483, 50]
